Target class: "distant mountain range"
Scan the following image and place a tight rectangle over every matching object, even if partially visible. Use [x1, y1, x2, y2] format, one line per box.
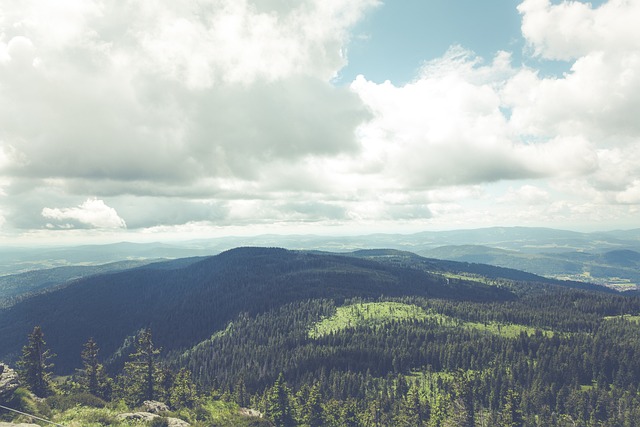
[2, 227, 639, 296]
[0, 246, 607, 374]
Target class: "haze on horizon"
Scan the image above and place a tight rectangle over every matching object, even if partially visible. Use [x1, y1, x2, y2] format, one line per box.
[1, 0, 639, 245]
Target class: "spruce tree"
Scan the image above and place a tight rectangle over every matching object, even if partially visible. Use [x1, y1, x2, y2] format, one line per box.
[17, 326, 55, 397]
[119, 328, 161, 406]
[303, 383, 324, 427]
[170, 368, 197, 409]
[266, 373, 295, 427]
[233, 376, 248, 408]
[78, 337, 110, 399]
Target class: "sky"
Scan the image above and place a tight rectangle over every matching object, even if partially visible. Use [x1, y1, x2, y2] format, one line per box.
[1, 0, 639, 245]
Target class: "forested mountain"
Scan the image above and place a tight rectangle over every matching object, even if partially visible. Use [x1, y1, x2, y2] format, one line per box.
[2, 247, 640, 426]
[423, 245, 640, 287]
[0, 248, 517, 372]
[0, 259, 158, 308]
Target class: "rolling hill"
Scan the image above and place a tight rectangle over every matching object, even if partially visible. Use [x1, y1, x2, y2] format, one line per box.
[2, 247, 640, 426]
[0, 246, 603, 374]
[0, 247, 522, 373]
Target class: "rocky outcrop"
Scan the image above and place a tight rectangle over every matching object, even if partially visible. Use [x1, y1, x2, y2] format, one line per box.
[166, 417, 190, 427]
[0, 363, 20, 402]
[239, 407, 263, 418]
[117, 411, 158, 422]
[117, 412, 190, 426]
[0, 423, 41, 427]
[143, 399, 170, 413]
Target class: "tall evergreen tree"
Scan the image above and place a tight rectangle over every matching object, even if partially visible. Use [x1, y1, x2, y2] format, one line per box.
[233, 376, 249, 408]
[302, 383, 324, 427]
[266, 373, 296, 427]
[118, 328, 161, 406]
[397, 383, 427, 427]
[500, 388, 523, 427]
[132, 328, 161, 401]
[78, 337, 110, 399]
[170, 368, 197, 409]
[17, 326, 55, 397]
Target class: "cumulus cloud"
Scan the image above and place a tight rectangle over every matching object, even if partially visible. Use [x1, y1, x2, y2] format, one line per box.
[499, 185, 549, 205]
[1, 0, 640, 239]
[0, 0, 374, 186]
[616, 181, 640, 204]
[350, 47, 598, 188]
[519, 0, 640, 60]
[42, 198, 126, 229]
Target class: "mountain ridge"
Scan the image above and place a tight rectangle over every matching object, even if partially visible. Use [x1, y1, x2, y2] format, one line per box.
[0, 246, 580, 374]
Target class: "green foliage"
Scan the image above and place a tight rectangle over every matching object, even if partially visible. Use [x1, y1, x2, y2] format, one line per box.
[604, 314, 640, 323]
[115, 328, 162, 406]
[301, 384, 323, 427]
[17, 325, 56, 397]
[309, 302, 429, 338]
[149, 417, 170, 427]
[265, 373, 296, 427]
[0, 387, 47, 422]
[77, 337, 112, 400]
[6, 248, 640, 426]
[169, 368, 197, 409]
[0, 248, 513, 374]
[46, 392, 107, 411]
[309, 301, 552, 340]
[52, 405, 123, 426]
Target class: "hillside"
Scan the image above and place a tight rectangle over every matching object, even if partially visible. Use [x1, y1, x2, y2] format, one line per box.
[0, 248, 515, 373]
[2, 247, 640, 426]
[0, 259, 159, 308]
[423, 245, 640, 288]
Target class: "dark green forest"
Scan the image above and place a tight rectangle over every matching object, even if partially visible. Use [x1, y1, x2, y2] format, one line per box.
[2, 248, 640, 426]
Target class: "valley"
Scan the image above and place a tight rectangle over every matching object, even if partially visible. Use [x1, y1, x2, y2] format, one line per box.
[1, 244, 640, 426]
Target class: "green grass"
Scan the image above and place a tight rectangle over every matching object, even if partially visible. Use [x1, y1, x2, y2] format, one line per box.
[45, 398, 263, 427]
[604, 314, 640, 324]
[53, 406, 129, 427]
[464, 321, 553, 338]
[309, 301, 553, 339]
[309, 302, 430, 338]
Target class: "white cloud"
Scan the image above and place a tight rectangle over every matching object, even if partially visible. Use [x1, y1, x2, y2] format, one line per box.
[519, 0, 640, 60]
[499, 185, 549, 205]
[350, 47, 598, 188]
[42, 198, 126, 229]
[1, 0, 640, 240]
[0, 0, 375, 187]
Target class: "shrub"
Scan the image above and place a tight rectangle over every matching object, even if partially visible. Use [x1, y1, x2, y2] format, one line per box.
[82, 408, 119, 425]
[149, 417, 170, 427]
[46, 392, 107, 411]
[1, 387, 51, 421]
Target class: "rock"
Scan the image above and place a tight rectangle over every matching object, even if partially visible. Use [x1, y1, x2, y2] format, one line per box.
[0, 363, 20, 402]
[116, 413, 189, 426]
[0, 423, 41, 427]
[239, 407, 263, 418]
[116, 411, 191, 427]
[166, 417, 190, 427]
[143, 400, 170, 413]
[117, 411, 159, 422]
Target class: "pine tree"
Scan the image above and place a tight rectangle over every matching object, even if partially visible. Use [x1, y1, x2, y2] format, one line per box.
[266, 373, 296, 427]
[78, 337, 110, 399]
[397, 383, 426, 427]
[234, 376, 249, 408]
[449, 370, 474, 427]
[303, 383, 324, 427]
[118, 328, 162, 406]
[17, 326, 55, 397]
[170, 368, 197, 409]
[340, 398, 361, 427]
[500, 388, 524, 427]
